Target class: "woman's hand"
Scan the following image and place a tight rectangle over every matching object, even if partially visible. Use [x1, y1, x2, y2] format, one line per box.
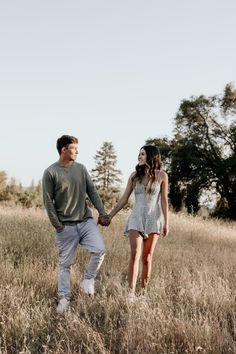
[162, 223, 169, 237]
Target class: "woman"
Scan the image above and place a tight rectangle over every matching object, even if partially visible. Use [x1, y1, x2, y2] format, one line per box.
[108, 145, 169, 300]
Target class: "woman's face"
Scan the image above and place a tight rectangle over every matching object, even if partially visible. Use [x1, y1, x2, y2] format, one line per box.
[138, 148, 147, 165]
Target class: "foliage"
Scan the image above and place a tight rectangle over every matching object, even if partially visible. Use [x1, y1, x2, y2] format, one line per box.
[0, 170, 7, 190]
[91, 141, 122, 208]
[147, 83, 236, 219]
[0, 172, 42, 208]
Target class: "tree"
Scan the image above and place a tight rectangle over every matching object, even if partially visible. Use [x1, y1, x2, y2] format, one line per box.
[0, 170, 43, 208]
[91, 142, 122, 207]
[0, 170, 7, 190]
[147, 83, 236, 219]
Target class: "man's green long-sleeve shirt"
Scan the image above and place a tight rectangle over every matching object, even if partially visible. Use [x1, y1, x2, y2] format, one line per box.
[42, 162, 106, 229]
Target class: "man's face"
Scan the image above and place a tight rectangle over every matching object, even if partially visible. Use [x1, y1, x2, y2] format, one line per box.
[64, 143, 78, 161]
[138, 148, 147, 165]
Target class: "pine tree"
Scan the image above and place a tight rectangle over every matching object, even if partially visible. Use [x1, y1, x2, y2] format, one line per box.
[91, 142, 122, 207]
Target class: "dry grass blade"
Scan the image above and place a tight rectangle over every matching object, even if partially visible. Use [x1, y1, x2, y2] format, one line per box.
[0, 207, 235, 353]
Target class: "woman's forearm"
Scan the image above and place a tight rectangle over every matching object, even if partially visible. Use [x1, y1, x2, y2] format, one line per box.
[109, 197, 128, 219]
[161, 196, 169, 224]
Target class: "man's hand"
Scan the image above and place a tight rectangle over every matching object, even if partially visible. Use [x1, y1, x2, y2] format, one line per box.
[97, 215, 111, 227]
[56, 225, 65, 233]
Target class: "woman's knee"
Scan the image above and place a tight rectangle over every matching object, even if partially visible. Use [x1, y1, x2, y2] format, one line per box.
[142, 253, 152, 266]
[130, 249, 141, 262]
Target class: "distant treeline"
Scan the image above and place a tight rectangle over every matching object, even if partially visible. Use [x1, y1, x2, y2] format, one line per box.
[0, 83, 235, 219]
[0, 171, 42, 208]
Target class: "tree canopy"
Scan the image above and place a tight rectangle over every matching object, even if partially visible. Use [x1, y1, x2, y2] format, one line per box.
[147, 83, 236, 219]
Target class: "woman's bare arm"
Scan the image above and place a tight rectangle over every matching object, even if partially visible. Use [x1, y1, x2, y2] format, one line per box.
[109, 173, 135, 219]
[160, 171, 169, 237]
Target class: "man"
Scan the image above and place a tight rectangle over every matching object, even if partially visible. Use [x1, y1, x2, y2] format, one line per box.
[42, 135, 110, 314]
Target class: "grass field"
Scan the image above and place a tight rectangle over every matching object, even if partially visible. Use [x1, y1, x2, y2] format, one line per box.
[0, 207, 235, 354]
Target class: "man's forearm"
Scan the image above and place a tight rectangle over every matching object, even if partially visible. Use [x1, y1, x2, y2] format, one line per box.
[88, 189, 106, 215]
[43, 194, 62, 229]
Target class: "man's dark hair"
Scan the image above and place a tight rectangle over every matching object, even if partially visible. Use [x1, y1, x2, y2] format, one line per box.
[56, 135, 78, 155]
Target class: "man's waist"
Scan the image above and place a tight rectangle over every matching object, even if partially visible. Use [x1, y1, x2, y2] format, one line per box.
[63, 217, 92, 225]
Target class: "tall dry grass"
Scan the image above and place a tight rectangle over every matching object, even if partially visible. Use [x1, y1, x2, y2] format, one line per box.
[0, 206, 235, 354]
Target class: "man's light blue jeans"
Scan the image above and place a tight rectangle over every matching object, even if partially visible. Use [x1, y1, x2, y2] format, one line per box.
[56, 218, 105, 300]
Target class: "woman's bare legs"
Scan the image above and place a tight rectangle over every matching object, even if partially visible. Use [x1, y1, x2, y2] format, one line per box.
[128, 230, 142, 293]
[141, 233, 159, 289]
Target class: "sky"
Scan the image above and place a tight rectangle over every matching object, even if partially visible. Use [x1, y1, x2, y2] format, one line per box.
[0, 0, 236, 187]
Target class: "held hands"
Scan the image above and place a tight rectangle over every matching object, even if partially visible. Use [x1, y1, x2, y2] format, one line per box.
[97, 214, 111, 227]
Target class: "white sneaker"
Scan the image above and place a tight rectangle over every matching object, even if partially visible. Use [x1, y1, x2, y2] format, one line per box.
[137, 294, 148, 304]
[127, 292, 136, 303]
[56, 298, 70, 314]
[81, 278, 95, 295]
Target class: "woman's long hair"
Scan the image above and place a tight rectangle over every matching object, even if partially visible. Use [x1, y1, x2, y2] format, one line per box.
[133, 145, 162, 193]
